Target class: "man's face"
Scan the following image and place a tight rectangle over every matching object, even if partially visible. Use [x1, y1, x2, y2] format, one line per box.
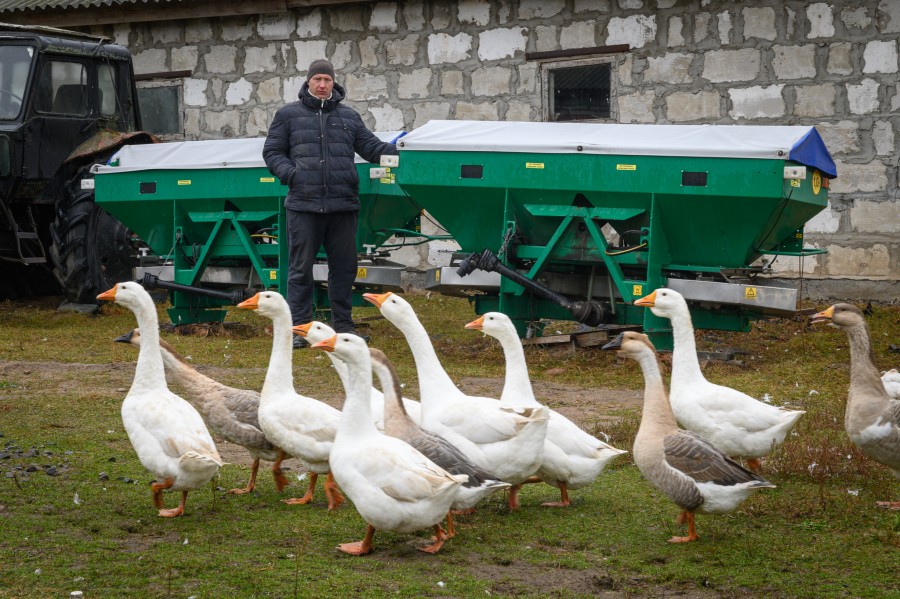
[309, 74, 334, 99]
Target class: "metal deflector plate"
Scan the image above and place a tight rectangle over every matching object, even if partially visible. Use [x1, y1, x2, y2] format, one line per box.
[667, 278, 798, 315]
[424, 267, 502, 297]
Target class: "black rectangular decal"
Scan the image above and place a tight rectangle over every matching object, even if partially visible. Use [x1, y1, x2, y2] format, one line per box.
[461, 164, 483, 179]
[682, 171, 708, 187]
[140, 181, 157, 194]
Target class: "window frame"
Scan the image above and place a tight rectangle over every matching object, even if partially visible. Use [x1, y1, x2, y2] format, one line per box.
[135, 78, 185, 140]
[540, 55, 618, 124]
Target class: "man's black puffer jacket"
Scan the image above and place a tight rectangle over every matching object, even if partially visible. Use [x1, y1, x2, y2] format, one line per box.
[263, 81, 397, 213]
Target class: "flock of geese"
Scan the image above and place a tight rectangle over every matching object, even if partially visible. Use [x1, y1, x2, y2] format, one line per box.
[96, 282, 900, 553]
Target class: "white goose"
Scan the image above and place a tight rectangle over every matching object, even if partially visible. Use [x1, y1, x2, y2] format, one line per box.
[811, 304, 900, 510]
[882, 369, 900, 400]
[466, 312, 627, 507]
[363, 292, 549, 510]
[603, 331, 776, 543]
[98, 282, 222, 517]
[115, 328, 287, 495]
[369, 347, 509, 535]
[635, 288, 804, 470]
[292, 320, 423, 429]
[312, 334, 465, 555]
[236, 291, 344, 510]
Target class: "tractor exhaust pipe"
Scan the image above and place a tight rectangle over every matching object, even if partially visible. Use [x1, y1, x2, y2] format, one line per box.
[139, 273, 252, 305]
[456, 249, 606, 326]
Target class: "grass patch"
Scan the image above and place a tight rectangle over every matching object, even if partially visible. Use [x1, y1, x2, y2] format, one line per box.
[0, 292, 898, 597]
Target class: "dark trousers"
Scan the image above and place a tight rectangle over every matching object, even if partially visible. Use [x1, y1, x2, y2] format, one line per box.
[286, 209, 358, 332]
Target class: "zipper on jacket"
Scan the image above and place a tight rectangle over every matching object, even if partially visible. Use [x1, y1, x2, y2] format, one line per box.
[318, 99, 328, 212]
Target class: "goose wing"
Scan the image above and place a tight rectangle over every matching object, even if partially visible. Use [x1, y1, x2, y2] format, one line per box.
[438, 397, 541, 445]
[352, 439, 461, 502]
[663, 430, 762, 485]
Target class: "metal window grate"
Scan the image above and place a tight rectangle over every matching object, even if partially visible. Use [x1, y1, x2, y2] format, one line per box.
[549, 63, 611, 122]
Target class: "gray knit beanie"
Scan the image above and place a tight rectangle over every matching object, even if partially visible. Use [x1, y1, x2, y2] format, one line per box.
[307, 59, 335, 80]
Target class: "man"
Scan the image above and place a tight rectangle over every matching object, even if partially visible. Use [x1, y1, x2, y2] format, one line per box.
[263, 59, 397, 348]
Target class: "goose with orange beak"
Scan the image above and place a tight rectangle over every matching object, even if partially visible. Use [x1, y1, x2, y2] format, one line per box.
[236, 291, 344, 510]
[311, 333, 465, 555]
[292, 320, 422, 429]
[363, 292, 549, 510]
[466, 312, 626, 507]
[634, 288, 804, 471]
[98, 282, 222, 517]
[810, 304, 900, 510]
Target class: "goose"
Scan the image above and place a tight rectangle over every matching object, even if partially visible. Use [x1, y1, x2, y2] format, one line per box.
[114, 328, 287, 495]
[236, 291, 344, 510]
[603, 331, 776, 542]
[635, 288, 804, 470]
[292, 321, 423, 428]
[312, 334, 466, 555]
[363, 292, 550, 510]
[369, 347, 510, 535]
[97, 282, 222, 517]
[466, 313, 627, 507]
[882, 369, 900, 400]
[810, 304, 900, 510]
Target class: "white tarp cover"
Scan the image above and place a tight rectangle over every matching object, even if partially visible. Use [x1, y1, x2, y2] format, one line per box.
[398, 120, 837, 177]
[96, 131, 403, 173]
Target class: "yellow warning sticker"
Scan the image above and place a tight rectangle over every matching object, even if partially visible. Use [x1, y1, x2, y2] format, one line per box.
[435, 270, 441, 282]
[632, 284, 643, 297]
[526, 162, 544, 169]
[357, 267, 368, 278]
[812, 170, 821, 195]
[745, 287, 758, 300]
[617, 164, 637, 171]
[177, 180, 191, 186]
[269, 270, 277, 280]
[260, 176, 276, 183]
[790, 179, 801, 188]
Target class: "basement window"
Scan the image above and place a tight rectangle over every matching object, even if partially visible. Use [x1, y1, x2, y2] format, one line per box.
[542, 59, 613, 122]
[136, 79, 184, 139]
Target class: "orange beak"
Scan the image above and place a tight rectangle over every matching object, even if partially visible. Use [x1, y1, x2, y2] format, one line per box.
[312, 335, 337, 352]
[96, 285, 118, 302]
[293, 322, 312, 337]
[363, 292, 393, 308]
[809, 305, 835, 324]
[236, 293, 261, 310]
[464, 316, 485, 330]
[633, 290, 657, 307]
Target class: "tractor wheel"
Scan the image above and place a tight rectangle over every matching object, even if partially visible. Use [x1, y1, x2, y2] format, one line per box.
[49, 170, 134, 304]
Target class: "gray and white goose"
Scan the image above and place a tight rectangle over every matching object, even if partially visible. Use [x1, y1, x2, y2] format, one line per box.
[603, 331, 775, 543]
[811, 304, 900, 510]
[115, 328, 287, 495]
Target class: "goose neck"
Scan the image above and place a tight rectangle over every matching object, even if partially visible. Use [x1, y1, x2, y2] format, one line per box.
[845, 322, 890, 408]
[397, 314, 460, 399]
[668, 308, 705, 386]
[338, 360, 378, 440]
[496, 330, 536, 404]
[635, 351, 678, 432]
[132, 302, 167, 392]
[261, 309, 296, 397]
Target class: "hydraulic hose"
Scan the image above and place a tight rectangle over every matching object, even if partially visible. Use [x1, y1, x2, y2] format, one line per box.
[139, 273, 253, 305]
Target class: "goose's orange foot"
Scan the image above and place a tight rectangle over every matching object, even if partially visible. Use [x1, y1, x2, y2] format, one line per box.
[507, 484, 522, 511]
[150, 477, 174, 509]
[338, 525, 375, 556]
[745, 458, 762, 473]
[228, 486, 254, 495]
[325, 472, 345, 511]
[282, 494, 314, 505]
[271, 451, 290, 492]
[875, 500, 900, 510]
[450, 508, 475, 515]
[667, 534, 698, 543]
[542, 482, 570, 507]
[158, 506, 185, 518]
[420, 525, 447, 554]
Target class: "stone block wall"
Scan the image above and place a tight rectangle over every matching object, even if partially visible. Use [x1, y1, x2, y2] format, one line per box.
[94, 0, 899, 298]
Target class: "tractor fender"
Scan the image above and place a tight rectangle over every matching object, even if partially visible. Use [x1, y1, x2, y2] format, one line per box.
[63, 129, 158, 166]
